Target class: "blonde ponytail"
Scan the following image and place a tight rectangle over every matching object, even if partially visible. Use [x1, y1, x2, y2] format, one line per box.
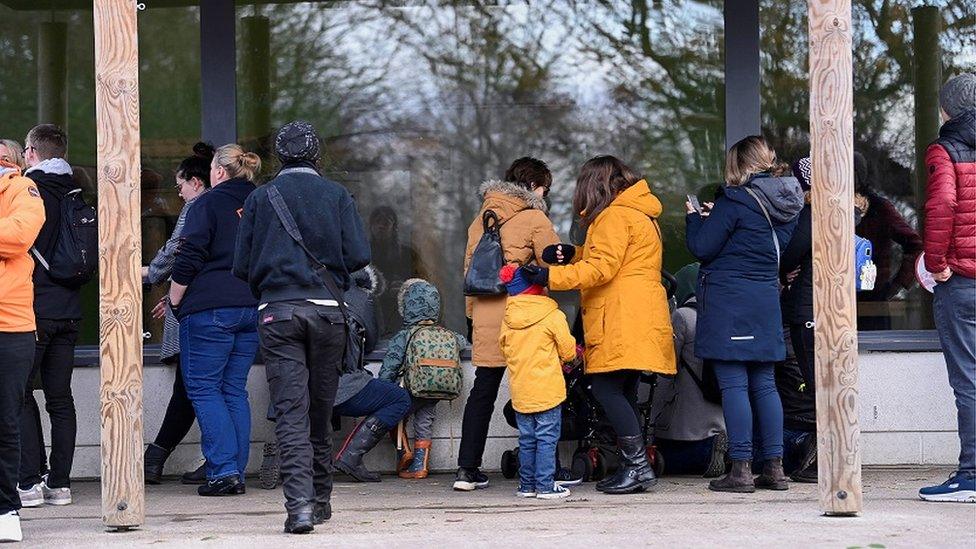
[214, 144, 262, 181]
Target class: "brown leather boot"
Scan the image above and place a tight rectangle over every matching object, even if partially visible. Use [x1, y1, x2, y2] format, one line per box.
[708, 459, 755, 493]
[755, 457, 789, 490]
[399, 440, 431, 479]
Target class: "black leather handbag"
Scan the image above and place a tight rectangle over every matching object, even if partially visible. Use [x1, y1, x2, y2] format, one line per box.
[463, 209, 520, 296]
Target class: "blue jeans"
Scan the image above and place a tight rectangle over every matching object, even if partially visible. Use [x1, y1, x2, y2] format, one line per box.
[334, 379, 411, 430]
[180, 307, 258, 481]
[934, 275, 976, 476]
[713, 361, 783, 461]
[515, 406, 561, 493]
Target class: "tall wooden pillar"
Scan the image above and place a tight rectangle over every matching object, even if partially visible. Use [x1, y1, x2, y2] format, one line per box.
[37, 21, 68, 130]
[93, 0, 144, 529]
[808, 0, 862, 515]
[911, 6, 942, 231]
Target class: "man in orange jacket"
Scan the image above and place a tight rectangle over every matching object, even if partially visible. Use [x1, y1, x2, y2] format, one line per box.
[0, 158, 45, 542]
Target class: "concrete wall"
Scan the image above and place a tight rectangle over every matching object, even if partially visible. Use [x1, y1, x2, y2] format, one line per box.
[37, 351, 957, 480]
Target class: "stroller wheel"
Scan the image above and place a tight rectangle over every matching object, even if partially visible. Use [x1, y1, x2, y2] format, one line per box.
[590, 447, 608, 481]
[571, 449, 593, 482]
[500, 449, 519, 479]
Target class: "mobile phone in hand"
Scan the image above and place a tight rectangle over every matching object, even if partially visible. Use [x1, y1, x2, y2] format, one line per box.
[687, 194, 702, 213]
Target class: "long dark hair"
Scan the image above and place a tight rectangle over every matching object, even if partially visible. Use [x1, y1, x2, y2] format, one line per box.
[176, 142, 215, 188]
[573, 155, 642, 229]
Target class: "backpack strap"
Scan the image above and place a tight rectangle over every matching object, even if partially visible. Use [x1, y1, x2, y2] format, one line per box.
[743, 187, 781, 267]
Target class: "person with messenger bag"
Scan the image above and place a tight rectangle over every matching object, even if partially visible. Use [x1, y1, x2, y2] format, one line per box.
[233, 121, 370, 535]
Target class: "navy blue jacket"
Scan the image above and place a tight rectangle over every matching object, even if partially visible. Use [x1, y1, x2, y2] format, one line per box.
[233, 166, 371, 303]
[686, 174, 803, 362]
[171, 177, 257, 319]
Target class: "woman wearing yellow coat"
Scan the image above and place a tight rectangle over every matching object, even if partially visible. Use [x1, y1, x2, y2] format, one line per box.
[524, 155, 674, 494]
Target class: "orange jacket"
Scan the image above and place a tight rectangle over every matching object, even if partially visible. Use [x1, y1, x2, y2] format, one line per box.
[0, 161, 45, 332]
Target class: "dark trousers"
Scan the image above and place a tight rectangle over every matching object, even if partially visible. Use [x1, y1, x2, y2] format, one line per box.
[458, 366, 505, 469]
[259, 301, 345, 514]
[713, 360, 784, 461]
[334, 379, 410, 430]
[789, 322, 816, 390]
[20, 319, 78, 489]
[933, 275, 976, 476]
[590, 370, 642, 438]
[0, 332, 36, 514]
[152, 362, 197, 451]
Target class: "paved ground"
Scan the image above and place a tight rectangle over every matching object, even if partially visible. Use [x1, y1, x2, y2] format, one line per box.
[16, 467, 976, 548]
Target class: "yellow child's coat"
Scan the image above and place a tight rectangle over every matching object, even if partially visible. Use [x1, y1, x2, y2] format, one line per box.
[499, 295, 577, 414]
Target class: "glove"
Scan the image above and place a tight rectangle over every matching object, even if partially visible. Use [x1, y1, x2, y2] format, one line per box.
[521, 264, 550, 287]
[541, 243, 575, 265]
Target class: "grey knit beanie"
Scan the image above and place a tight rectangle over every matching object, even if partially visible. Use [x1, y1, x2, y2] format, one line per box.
[939, 73, 976, 119]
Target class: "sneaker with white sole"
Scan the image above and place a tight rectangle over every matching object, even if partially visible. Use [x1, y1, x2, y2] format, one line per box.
[17, 484, 43, 508]
[452, 468, 490, 491]
[516, 485, 536, 498]
[536, 484, 571, 500]
[919, 472, 976, 503]
[554, 467, 583, 488]
[41, 480, 71, 506]
[0, 511, 23, 542]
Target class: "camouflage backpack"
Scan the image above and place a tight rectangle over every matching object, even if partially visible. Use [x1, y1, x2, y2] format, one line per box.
[403, 326, 463, 400]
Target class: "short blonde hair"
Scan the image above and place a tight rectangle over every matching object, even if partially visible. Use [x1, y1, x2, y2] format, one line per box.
[0, 139, 26, 170]
[725, 135, 788, 186]
[214, 144, 261, 181]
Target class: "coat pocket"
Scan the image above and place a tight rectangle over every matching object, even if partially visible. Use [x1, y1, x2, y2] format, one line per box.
[582, 298, 606, 347]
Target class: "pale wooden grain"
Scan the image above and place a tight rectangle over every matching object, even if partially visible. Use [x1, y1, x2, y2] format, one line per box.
[94, 0, 145, 528]
[808, 0, 862, 515]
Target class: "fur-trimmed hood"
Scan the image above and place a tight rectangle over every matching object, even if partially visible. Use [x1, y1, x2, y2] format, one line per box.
[479, 179, 548, 216]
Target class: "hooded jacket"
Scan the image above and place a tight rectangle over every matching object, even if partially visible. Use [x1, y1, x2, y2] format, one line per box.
[0, 162, 45, 332]
[463, 180, 560, 367]
[499, 295, 576, 414]
[378, 279, 466, 383]
[549, 180, 676, 375]
[334, 266, 384, 407]
[26, 158, 82, 320]
[924, 107, 975, 279]
[686, 173, 803, 361]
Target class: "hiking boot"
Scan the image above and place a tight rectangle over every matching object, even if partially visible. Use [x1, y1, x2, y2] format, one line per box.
[17, 483, 43, 508]
[919, 472, 976, 503]
[335, 416, 387, 483]
[399, 440, 430, 479]
[453, 467, 489, 491]
[181, 460, 207, 485]
[259, 441, 280, 490]
[144, 443, 171, 485]
[703, 431, 729, 478]
[598, 436, 657, 495]
[312, 502, 332, 525]
[755, 457, 789, 491]
[41, 477, 72, 506]
[709, 459, 755, 493]
[284, 506, 314, 535]
[0, 511, 22, 543]
[197, 474, 244, 497]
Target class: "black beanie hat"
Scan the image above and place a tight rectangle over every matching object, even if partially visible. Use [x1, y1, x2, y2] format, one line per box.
[275, 121, 320, 164]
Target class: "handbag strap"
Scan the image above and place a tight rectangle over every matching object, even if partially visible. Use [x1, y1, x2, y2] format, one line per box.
[743, 187, 781, 267]
[266, 184, 351, 321]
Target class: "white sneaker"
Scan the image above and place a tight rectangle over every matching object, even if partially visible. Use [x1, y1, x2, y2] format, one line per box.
[536, 484, 571, 500]
[16, 485, 42, 508]
[0, 511, 23, 542]
[41, 480, 71, 506]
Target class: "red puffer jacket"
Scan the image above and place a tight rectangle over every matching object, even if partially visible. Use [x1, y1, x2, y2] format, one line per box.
[924, 108, 975, 279]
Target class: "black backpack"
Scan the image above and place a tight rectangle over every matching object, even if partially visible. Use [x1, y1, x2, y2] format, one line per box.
[463, 209, 525, 296]
[32, 189, 98, 287]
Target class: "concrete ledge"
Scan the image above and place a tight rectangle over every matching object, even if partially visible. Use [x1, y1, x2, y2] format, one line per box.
[32, 350, 959, 480]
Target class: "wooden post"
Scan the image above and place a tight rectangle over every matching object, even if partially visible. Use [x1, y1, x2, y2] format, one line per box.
[808, 0, 862, 516]
[37, 22, 68, 130]
[94, 0, 144, 529]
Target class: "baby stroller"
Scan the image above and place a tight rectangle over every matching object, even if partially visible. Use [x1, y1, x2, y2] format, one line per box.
[499, 271, 678, 482]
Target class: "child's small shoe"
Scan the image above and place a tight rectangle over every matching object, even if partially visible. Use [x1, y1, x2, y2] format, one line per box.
[398, 439, 430, 479]
[516, 486, 536, 498]
[536, 484, 571, 500]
